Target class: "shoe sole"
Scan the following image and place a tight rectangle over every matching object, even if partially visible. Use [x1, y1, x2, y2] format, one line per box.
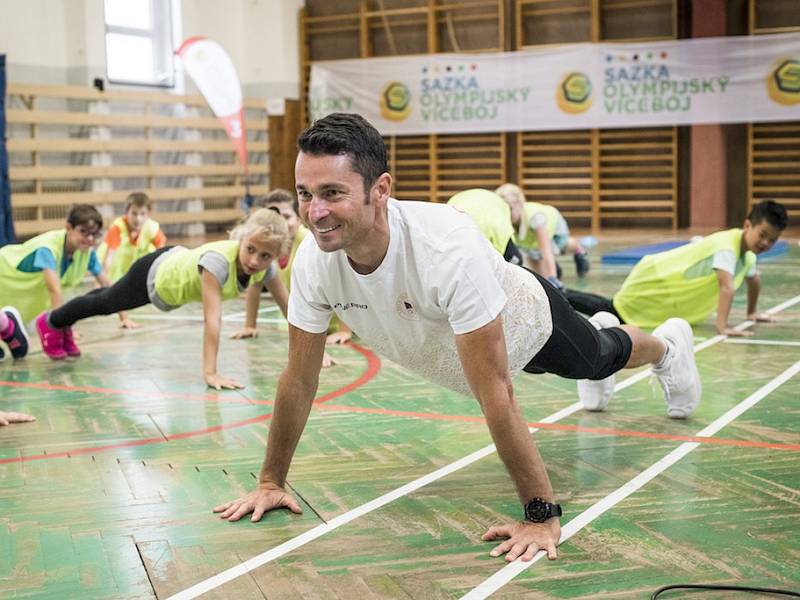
[664, 319, 702, 419]
[2, 306, 30, 359]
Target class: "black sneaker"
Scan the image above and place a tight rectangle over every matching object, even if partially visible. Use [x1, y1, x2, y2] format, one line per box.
[574, 252, 590, 277]
[1, 306, 30, 360]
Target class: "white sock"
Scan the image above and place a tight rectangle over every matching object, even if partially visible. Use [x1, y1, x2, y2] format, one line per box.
[654, 341, 674, 370]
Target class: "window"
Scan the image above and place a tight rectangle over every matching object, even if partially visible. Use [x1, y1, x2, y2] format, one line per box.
[104, 0, 175, 87]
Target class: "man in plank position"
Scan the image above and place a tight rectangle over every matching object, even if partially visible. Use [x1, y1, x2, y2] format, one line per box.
[214, 113, 701, 561]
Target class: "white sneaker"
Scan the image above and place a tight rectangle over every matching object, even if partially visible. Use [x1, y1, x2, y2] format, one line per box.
[577, 312, 620, 411]
[652, 318, 701, 419]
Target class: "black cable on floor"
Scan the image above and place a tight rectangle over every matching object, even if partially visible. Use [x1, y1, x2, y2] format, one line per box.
[652, 584, 800, 599]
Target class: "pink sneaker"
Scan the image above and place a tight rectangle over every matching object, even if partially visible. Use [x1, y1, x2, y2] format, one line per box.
[62, 326, 81, 357]
[35, 311, 67, 360]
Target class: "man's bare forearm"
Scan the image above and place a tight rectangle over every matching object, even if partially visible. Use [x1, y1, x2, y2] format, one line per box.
[259, 372, 317, 486]
[481, 386, 554, 504]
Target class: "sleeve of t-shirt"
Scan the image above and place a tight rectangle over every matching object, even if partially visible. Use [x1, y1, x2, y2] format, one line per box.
[286, 238, 332, 334]
[529, 211, 548, 230]
[152, 228, 167, 249]
[104, 224, 122, 250]
[428, 225, 508, 335]
[16, 247, 58, 273]
[197, 251, 229, 288]
[256, 262, 277, 285]
[87, 250, 102, 276]
[711, 249, 736, 276]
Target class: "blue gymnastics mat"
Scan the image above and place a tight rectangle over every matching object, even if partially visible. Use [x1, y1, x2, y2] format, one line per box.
[601, 239, 789, 265]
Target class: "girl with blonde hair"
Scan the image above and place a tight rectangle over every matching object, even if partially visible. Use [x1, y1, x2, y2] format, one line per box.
[37, 209, 291, 390]
[494, 183, 589, 287]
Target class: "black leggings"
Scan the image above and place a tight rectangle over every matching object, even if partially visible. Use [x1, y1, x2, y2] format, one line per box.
[524, 272, 632, 380]
[503, 239, 523, 266]
[562, 288, 625, 323]
[50, 246, 173, 328]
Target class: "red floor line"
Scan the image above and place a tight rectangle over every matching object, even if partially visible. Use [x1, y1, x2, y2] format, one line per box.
[314, 403, 800, 452]
[0, 343, 381, 465]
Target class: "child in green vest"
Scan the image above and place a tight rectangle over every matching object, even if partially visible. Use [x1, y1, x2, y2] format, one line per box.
[447, 188, 524, 266]
[565, 200, 788, 335]
[0, 204, 110, 359]
[36, 208, 290, 390]
[495, 183, 590, 288]
[97, 192, 167, 329]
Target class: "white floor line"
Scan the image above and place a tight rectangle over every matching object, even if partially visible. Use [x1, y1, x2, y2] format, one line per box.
[725, 338, 800, 348]
[460, 360, 800, 600]
[167, 294, 800, 600]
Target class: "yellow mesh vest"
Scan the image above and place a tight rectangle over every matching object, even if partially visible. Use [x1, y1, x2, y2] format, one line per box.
[0, 229, 93, 322]
[97, 217, 162, 282]
[613, 228, 756, 327]
[518, 202, 560, 251]
[153, 240, 265, 307]
[446, 188, 514, 254]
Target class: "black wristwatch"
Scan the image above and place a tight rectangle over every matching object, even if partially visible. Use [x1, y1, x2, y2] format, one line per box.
[523, 497, 562, 523]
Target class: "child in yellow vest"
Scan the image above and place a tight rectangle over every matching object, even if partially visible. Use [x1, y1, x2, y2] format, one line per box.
[97, 192, 167, 329]
[0, 204, 111, 359]
[565, 200, 788, 335]
[447, 188, 523, 265]
[36, 209, 290, 390]
[495, 183, 590, 288]
[250, 189, 349, 354]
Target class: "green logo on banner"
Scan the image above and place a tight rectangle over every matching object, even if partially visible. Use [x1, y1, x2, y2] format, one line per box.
[768, 59, 800, 105]
[557, 72, 593, 114]
[381, 82, 412, 121]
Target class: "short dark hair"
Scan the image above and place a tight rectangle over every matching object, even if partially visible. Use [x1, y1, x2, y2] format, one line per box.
[125, 191, 152, 211]
[748, 199, 788, 230]
[67, 204, 103, 230]
[254, 188, 298, 215]
[297, 113, 388, 193]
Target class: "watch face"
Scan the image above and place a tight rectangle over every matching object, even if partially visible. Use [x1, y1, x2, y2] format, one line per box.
[525, 500, 549, 522]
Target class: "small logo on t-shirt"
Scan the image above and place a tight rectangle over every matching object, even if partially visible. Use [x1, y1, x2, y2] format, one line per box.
[396, 293, 419, 321]
[332, 301, 368, 311]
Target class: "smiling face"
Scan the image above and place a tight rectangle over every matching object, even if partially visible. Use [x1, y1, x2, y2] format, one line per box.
[65, 220, 101, 254]
[295, 152, 390, 257]
[237, 232, 282, 276]
[742, 219, 782, 255]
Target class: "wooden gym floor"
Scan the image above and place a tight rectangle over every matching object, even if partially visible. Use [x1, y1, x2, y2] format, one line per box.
[1, 232, 798, 599]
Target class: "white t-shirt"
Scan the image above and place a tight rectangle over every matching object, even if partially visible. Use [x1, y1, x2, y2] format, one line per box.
[712, 249, 757, 278]
[288, 199, 553, 396]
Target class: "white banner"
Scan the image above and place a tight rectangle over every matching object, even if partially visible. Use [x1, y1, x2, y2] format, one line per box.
[309, 33, 800, 135]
